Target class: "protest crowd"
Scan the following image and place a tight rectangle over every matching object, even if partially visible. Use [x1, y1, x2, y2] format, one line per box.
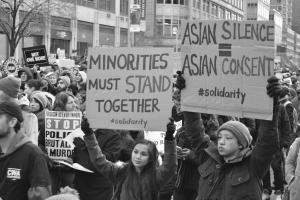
[1, 21, 300, 200]
[0, 57, 299, 200]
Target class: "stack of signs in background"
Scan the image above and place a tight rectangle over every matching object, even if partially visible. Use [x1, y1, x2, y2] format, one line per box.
[1, 58, 20, 76]
[180, 20, 275, 120]
[86, 47, 174, 131]
[45, 111, 82, 161]
[22, 45, 49, 67]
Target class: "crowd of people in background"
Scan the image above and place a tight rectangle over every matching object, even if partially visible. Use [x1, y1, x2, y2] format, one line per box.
[1, 61, 300, 200]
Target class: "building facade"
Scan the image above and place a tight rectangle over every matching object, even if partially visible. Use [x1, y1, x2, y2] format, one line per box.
[270, 0, 292, 28]
[0, 0, 130, 62]
[292, 0, 300, 34]
[246, 0, 270, 20]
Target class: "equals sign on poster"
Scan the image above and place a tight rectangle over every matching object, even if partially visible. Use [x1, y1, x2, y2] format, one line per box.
[219, 43, 232, 57]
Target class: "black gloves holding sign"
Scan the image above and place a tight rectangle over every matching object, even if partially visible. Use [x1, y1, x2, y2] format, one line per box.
[81, 117, 94, 136]
[166, 118, 176, 141]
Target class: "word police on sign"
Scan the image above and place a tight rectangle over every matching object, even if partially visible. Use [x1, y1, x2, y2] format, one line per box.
[2, 58, 20, 76]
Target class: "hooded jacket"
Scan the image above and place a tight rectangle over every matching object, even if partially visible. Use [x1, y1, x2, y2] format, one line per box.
[183, 110, 278, 200]
[0, 132, 51, 200]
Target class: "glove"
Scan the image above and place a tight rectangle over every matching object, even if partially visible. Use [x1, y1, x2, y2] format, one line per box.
[266, 76, 282, 98]
[73, 137, 86, 149]
[165, 118, 176, 140]
[81, 118, 93, 136]
[175, 71, 186, 90]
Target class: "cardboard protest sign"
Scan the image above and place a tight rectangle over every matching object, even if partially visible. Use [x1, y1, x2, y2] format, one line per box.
[2, 58, 20, 76]
[144, 131, 165, 153]
[22, 45, 49, 67]
[180, 20, 275, 120]
[45, 111, 82, 161]
[87, 48, 174, 131]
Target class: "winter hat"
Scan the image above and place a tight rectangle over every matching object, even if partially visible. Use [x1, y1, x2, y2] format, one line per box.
[45, 72, 58, 79]
[217, 121, 252, 149]
[45, 194, 80, 200]
[0, 101, 23, 122]
[17, 94, 30, 106]
[0, 76, 21, 98]
[31, 92, 48, 109]
[58, 76, 71, 88]
[78, 71, 87, 83]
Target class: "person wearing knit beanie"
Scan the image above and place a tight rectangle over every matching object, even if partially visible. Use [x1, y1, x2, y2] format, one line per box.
[57, 76, 71, 92]
[217, 120, 252, 163]
[0, 76, 21, 99]
[45, 72, 59, 85]
[75, 71, 87, 84]
[30, 92, 48, 110]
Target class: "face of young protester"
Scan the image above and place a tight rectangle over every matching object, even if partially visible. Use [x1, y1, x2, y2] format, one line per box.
[29, 98, 41, 113]
[48, 75, 58, 85]
[24, 84, 35, 96]
[20, 72, 28, 82]
[131, 144, 150, 171]
[75, 73, 82, 83]
[217, 130, 241, 160]
[65, 96, 76, 111]
[57, 80, 67, 91]
[0, 114, 15, 138]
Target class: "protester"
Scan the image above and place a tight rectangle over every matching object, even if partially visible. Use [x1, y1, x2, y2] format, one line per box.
[18, 67, 33, 91]
[49, 92, 77, 194]
[57, 76, 71, 93]
[175, 73, 282, 200]
[0, 101, 51, 200]
[24, 79, 43, 99]
[45, 72, 59, 86]
[73, 128, 121, 200]
[82, 117, 177, 200]
[285, 137, 300, 200]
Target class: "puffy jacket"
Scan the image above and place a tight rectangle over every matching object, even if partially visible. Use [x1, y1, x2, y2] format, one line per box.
[183, 111, 278, 200]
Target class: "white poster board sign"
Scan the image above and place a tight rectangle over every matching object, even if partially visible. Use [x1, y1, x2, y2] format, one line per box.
[45, 111, 82, 161]
[86, 47, 174, 131]
[180, 20, 275, 120]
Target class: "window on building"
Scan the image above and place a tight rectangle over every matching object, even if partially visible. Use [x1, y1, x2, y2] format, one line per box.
[120, 0, 128, 15]
[98, 0, 115, 12]
[156, 17, 163, 36]
[165, 0, 171, 4]
[157, 0, 164, 3]
[164, 18, 172, 36]
[173, 0, 179, 4]
[180, 0, 185, 5]
[277, 0, 281, 3]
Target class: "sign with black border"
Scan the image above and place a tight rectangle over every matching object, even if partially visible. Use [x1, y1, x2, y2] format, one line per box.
[22, 45, 49, 67]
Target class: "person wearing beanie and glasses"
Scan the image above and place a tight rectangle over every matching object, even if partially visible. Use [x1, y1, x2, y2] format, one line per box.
[0, 101, 51, 200]
[175, 74, 283, 200]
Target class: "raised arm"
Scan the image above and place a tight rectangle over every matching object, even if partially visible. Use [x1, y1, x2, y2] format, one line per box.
[251, 76, 282, 179]
[82, 119, 123, 183]
[157, 119, 177, 187]
[285, 138, 300, 185]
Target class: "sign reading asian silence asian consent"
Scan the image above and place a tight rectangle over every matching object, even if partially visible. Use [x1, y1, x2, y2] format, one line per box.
[180, 20, 275, 120]
[86, 47, 174, 131]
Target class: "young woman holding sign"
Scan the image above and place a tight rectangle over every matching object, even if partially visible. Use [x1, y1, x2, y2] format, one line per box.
[81, 117, 177, 200]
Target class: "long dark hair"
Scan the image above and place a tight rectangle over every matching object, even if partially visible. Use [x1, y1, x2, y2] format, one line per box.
[121, 139, 159, 200]
[53, 92, 74, 111]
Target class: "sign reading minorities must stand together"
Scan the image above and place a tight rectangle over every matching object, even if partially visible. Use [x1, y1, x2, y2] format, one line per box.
[45, 111, 82, 161]
[180, 20, 275, 120]
[87, 48, 174, 131]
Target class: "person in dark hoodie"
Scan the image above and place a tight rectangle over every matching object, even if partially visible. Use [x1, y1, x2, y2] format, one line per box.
[175, 73, 283, 200]
[0, 101, 51, 200]
[18, 67, 33, 91]
[73, 128, 121, 200]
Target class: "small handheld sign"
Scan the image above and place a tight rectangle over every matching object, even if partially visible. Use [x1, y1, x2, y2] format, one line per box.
[2, 58, 20, 76]
[22, 45, 49, 67]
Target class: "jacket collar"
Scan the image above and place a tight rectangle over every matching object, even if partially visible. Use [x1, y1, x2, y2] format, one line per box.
[0, 132, 31, 158]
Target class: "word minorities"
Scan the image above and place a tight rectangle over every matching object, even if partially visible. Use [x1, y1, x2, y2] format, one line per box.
[182, 54, 273, 77]
[89, 53, 169, 71]
[182, 21, 274, 45]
